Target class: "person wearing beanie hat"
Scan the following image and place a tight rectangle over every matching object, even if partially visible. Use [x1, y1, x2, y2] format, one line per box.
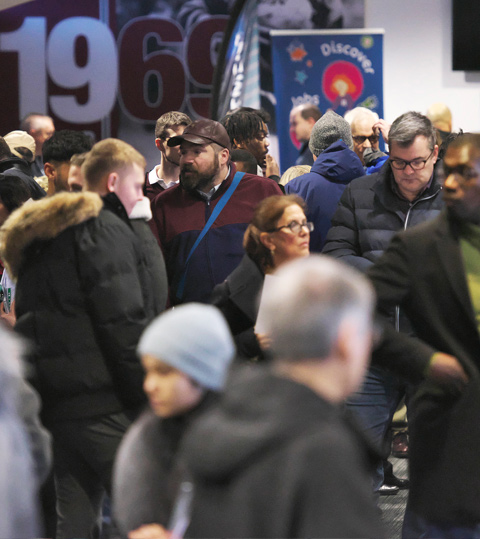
[138, 303, 235, 412]
[113, 303, 235, 538]
[285, 109, 364, 252]
[308, 109, 353, 157]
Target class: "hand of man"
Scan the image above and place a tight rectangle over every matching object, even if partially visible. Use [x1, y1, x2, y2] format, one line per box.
[255, 332, 272, 351]
[128, 523, 171, 539]
[373, 119, 391, 144]
[265, 154, 280, 178]
[426, 352, 469, 391]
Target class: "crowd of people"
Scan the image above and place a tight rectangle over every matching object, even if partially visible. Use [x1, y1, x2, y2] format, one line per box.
[0, 100, 478, 539]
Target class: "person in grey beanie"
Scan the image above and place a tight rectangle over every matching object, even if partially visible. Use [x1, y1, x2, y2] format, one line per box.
[112, 303, 235, 538]
[285, 109, 364, 252]
[308, 109, 354, 156]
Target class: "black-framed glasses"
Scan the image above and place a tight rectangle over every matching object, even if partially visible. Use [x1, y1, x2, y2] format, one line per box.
[268, 220, 314, 234]
[390, 149, 435, 171]
[353, 134, 379, 145]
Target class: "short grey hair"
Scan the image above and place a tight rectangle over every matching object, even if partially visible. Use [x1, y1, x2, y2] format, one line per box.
[261, 255, 375, 361]
[309, 110, 353, 157]
[388, 111, 436, 150]
[344, 107, 379, 127]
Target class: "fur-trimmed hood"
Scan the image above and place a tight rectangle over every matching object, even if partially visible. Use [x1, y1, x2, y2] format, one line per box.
[0, 191, 103, 280]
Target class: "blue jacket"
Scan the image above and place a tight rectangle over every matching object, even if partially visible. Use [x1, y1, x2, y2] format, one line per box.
[285, 140, 364, 252]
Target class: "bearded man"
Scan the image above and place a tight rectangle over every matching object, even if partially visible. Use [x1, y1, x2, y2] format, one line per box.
[150, 119, 282, 304]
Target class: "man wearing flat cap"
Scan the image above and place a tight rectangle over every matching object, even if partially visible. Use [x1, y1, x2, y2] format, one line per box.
[150, 118, 282, 305]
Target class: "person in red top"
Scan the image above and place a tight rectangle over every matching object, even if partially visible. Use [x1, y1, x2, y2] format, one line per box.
[150, 119, 282, 305]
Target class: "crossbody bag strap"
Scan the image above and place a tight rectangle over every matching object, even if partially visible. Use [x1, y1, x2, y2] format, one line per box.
[176, 171, 245, 301]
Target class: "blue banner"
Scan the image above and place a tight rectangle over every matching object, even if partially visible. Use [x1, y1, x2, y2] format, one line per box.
[271, 29, 384, 172]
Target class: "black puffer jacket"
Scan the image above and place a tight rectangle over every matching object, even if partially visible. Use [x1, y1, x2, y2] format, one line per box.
[0, 192, 155, 423]
[322, 161, 444, 272]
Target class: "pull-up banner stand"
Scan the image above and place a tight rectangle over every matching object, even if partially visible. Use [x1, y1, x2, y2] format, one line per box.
[271, 29, 384, 172]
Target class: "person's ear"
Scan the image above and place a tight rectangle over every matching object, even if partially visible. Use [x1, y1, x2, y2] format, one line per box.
[432, 144, 439, 164]
[260, 231, 275, 251]
[43, 162, 55, 180]
[155, 138, 165, 153]
[219, 148, 230, 166]
[106, 172, 118, 193]
[233, 138, 243, 150]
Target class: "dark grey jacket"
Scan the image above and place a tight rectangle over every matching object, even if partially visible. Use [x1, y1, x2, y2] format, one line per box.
[322, 161, 444, 272]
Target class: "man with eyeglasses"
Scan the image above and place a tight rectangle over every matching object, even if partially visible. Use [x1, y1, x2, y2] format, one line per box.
[323, 111, 444, 496]
[368, 132, 480, 538]
[344, 106, 392, 172]
[145, 111, 192, 202]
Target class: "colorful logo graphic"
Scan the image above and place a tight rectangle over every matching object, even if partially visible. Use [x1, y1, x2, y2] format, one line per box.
[295, 70, 308, 85]
[361, 35, 374, 49]
[322, 60, 364, 112]
[287, 40, 308, 62]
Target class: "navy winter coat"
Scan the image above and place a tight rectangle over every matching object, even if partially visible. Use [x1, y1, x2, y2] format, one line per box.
[285, 140, 364, 252]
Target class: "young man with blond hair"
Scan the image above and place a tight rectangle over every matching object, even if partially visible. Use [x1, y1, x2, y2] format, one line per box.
[0, 137, 164, 539]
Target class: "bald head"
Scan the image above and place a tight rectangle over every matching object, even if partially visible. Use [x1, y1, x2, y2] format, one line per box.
[426, 103, 452, 133]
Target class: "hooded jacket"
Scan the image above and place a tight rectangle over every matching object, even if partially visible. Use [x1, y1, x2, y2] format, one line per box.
[183, 365, 384, 539]
[0, 156, 46, 199]
[0, 192, 152, 423]
[285, 140, 364, 252]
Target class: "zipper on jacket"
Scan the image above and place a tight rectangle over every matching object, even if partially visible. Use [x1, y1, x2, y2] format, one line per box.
[403, 187, 442, 231]
[395, 186, 442, 330]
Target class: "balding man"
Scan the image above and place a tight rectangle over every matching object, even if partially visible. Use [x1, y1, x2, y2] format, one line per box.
[289, 103, 322, 166]
[20, 113, 55, 177]
[426, 102, 453, 145]
[344, 107, 383, 166]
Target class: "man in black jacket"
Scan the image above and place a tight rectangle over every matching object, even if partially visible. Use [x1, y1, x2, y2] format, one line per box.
[368, 133, 480, 537]
[0, 139, 162, 539]
[323, 111, 444, 493]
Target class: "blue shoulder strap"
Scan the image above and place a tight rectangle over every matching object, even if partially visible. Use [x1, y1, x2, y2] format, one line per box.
[176, 171, 245, 301]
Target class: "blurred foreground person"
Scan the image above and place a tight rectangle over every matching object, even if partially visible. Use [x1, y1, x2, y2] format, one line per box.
[113, 303, 234, 539]
[184, 255, 384, 539]
[0, 324, 52, 538]
[368, 133, 480, 538]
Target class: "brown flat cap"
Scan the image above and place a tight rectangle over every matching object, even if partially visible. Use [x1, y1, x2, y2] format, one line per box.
[167, 119, 231, 151]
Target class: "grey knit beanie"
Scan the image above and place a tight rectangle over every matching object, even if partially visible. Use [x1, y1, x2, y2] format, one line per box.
[138, 303, 235, 391]
[308, 110, 353, 157]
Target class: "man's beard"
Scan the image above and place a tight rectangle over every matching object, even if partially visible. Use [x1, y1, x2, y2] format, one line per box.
[447, 199, 480, 225]
[180, 158, 220, 193]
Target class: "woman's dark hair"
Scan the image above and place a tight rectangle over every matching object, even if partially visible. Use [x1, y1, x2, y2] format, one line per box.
[243, 194, 307, 272]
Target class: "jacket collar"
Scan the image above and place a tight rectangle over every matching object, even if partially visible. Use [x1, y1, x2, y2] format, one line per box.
[0, 192, 103, 280]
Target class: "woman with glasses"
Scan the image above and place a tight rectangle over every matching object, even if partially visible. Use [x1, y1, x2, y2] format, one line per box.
[212, 194, 312, 360]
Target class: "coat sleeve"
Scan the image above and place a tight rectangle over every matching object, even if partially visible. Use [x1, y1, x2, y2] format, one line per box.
[322, 186, 373, 273]
[15, 376, 52, 485]
[211, 282, 263, 360]
[77, 216, 148, 411]
[367, 232, 436, 382]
